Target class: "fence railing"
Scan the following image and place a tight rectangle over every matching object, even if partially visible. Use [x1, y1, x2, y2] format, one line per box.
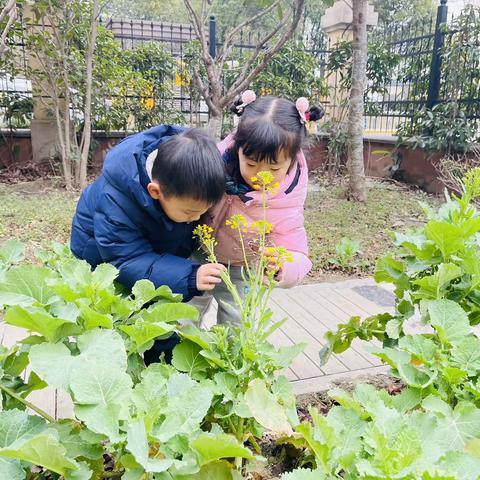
[0, 2, 478, 138]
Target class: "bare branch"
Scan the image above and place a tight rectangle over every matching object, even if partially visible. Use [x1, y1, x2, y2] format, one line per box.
[225, 0, 305, 105]
[0, 0, 17, 55]
[217, 0, 282, 67]
[0, 0, 15, 25]
[79, 0, 101, 188]
[183, 0, 218, 86]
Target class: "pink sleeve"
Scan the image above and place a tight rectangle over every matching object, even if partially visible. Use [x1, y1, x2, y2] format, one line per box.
[276, 251, 312, 288]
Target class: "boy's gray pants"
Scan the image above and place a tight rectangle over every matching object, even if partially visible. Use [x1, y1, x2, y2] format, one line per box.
[189, 264, 246, 326]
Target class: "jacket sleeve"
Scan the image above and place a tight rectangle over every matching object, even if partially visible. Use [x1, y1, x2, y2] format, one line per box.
[271, 220, 312, 289]
[269, 181, 312, 288]
[93, 192, 200, 301]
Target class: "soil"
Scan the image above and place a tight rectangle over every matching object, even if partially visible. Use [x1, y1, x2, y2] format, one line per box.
[249, 373, 404, 479]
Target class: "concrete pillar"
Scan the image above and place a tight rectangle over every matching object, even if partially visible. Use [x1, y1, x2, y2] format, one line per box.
[320, 1, 378, 122]
[24, 4, 60, 163]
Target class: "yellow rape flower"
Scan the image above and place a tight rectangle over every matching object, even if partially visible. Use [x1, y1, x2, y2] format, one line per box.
[226, 214, 247, 230]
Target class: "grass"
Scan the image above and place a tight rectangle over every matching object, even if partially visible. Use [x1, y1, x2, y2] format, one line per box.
[305, 177, 437, 281]
[0, 179, 77, 260]
[0, 177, 438, 281]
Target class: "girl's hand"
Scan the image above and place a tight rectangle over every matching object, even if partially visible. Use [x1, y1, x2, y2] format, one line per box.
[196, 263, 226, 291]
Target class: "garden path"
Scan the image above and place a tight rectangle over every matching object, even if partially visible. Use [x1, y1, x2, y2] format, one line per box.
[1, 277, 395, 418]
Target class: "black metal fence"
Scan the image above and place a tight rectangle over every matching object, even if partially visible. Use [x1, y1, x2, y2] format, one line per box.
[363, 2, 480, 135]
[0, 1, 478, 138]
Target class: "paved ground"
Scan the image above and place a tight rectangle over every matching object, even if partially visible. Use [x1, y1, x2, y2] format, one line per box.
[1, 278, 395, 418]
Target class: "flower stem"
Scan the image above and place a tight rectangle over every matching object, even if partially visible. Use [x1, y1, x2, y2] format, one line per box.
[0, 383, 56, 423]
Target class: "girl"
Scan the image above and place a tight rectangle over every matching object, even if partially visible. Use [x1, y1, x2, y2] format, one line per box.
[199, 91, 324, 324]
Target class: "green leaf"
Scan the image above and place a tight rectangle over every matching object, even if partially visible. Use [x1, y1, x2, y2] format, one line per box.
[413, 263, 462, 298]
[427, 400, 480, 451]
[79, 305, 113, 330]
[0, 458, 25, 480]
[0, 410, 46, 480]
[179, 324, 213, 350]
[175, 460, 236, 480]
[91, 263, 119, 289]
[425, 299, 471, 344]
[374, 256, 409, 294]
[5, 306, 80, 343]
[132, 280, 182, 307]
[191, 433, 254, 466]
[0, 429, 78, 475]
[270, 343, 306, 368]
[153, 376, 213, 442]
[0, 266, 58, 308]
[121, 321, 175, 353]
[244, 379, 292, 435]
[172, 341, 210, 380]
[451, 336, 480, 375]
[142, 303, 199, 324]
[436, 451, 480, 480]
[132, 365, 168, 421]
[77, 329, 128, 370]
[71, 364, 132, 441]
[398, 335, 437, 362]
[127, 420, 173, 473]
[295, 420, 329, 468]
[52, 424, 104, 461]
[0, 409, 46, 447]
[424, 221, 464, 258]
[0, 240, 24, 266]
[30, 342, 75, 390]
[64, 462, 93, 480]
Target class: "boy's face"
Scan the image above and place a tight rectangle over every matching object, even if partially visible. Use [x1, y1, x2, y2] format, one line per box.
[239, 147, 293, 189]
[147, 182, 211, 223]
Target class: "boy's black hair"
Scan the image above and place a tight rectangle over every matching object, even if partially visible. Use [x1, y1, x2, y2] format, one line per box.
[230, 96, 324, 165]
[151, 128, 225, 204]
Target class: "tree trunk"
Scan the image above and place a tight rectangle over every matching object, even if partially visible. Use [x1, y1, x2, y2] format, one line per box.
[347, 0, 368, 202]
[78, 0, 100, 189]
[207, 110, 222, 140]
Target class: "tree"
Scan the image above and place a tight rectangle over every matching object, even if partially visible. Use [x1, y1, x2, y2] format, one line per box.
[105, 0, 195, 22]
[183, 0, 306, 137]
[26, 0, 111, 189]
[347, 0, 368, 202]
[0, 0, 18, 56]
[372, 0, 435, 26]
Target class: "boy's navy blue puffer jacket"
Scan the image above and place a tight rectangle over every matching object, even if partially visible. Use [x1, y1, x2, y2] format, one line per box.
[70, 124, 201, 301]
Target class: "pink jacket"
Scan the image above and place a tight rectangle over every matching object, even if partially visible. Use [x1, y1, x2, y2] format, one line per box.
[204, 135, 312, 288]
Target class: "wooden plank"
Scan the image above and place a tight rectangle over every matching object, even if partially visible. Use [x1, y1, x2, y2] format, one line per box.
[26, 387, 57, 419]
[269, 329, 324, 379]
[1, 324, 28, 348]
[269, 298, 347, 375]
[307, 285, 372, 318]
[291, 365, 390, 395]
[277, 289, 376, 369]
[289, 287, 383, 366]
[336, 287, 391, 316]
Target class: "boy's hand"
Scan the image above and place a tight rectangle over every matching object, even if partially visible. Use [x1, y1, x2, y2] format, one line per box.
[196, 263, 225, 291]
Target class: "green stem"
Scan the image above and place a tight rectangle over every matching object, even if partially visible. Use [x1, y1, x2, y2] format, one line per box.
[0, 383, 56, 423]
[101, 470, 125, 479]
[248, 434, 262, 454]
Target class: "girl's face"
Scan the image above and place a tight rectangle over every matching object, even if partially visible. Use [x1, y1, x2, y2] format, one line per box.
[239, 147, 293, 188]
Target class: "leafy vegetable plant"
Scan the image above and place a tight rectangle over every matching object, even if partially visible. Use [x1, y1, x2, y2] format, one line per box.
[0, 172, 303, 479]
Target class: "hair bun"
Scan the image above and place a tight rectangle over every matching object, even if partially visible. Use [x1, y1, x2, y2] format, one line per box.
[308, 105, 325, 122]
[230, 97, 244, 116]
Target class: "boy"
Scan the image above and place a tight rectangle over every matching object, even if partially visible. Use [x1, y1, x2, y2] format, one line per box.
[71, 125, 226, 359]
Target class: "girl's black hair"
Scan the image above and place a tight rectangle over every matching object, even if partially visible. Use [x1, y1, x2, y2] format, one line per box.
[151, 129, 225, 204]
[229, 95, 324, 166]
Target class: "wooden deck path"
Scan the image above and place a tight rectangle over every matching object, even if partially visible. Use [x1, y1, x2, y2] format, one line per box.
[1, 278, 395, 418]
